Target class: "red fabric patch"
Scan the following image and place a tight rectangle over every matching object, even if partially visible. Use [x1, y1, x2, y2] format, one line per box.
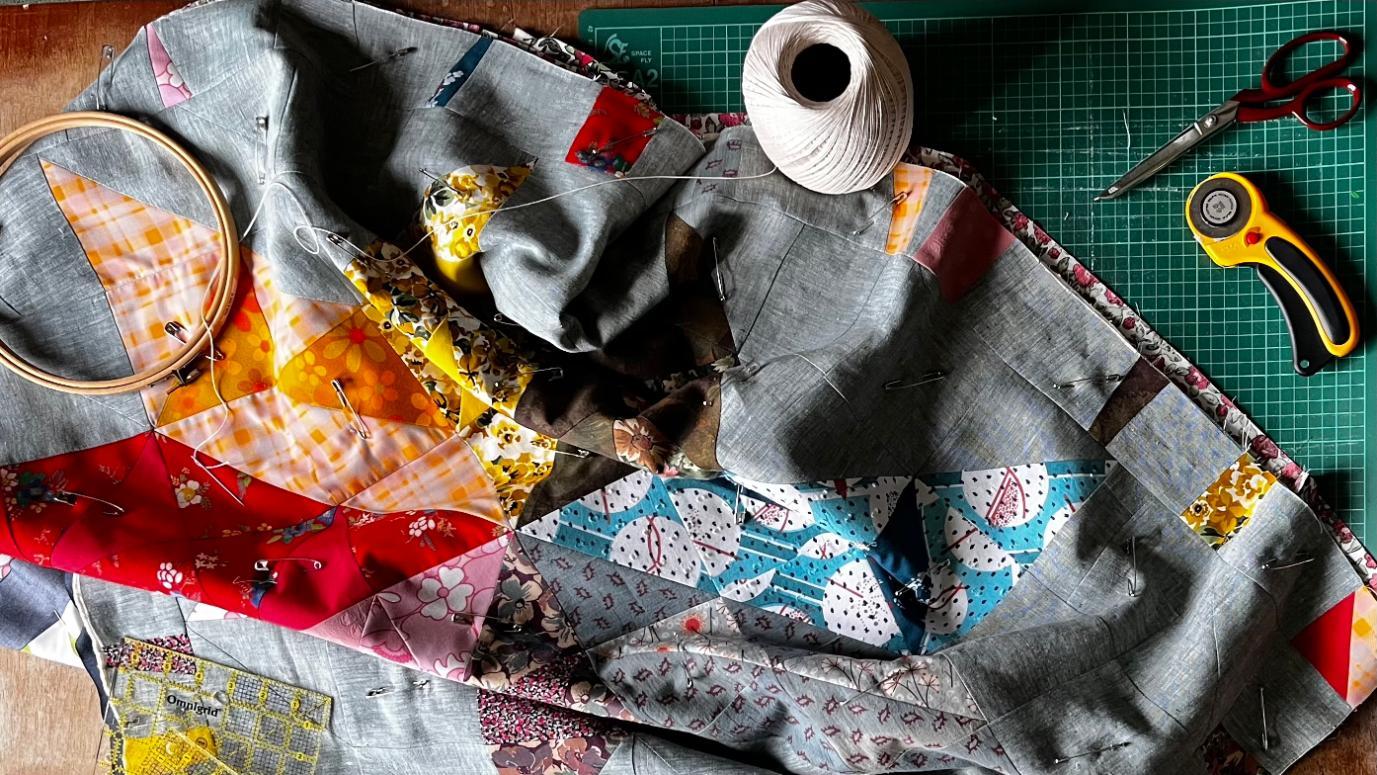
[1292, 588, 1357, 698]
[0, 432, 498, 630]
[345, 505, 501, 591]
[565, 87, 662, 176]
[912, 186, 1014, 302]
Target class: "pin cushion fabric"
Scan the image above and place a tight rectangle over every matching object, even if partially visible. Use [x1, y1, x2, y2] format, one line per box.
[0, 1, 1374, 773]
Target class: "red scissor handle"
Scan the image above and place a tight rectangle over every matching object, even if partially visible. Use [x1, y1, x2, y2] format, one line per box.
[1232, 31, 1363, 130]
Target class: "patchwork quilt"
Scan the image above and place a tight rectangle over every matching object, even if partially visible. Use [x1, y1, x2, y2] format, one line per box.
[0, 1, 1374, 773]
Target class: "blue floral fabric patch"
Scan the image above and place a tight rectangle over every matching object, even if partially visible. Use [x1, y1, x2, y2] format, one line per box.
[428, 36, 493, 108]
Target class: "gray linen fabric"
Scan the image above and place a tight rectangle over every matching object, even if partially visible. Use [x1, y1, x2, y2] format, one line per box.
[1, 1, 1370, 774]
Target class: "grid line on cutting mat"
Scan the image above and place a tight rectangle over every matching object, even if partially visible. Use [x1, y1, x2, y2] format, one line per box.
[582, 0, 1374, 541]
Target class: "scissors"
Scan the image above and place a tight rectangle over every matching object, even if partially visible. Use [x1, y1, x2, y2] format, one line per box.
[1096, 31, 1362, 201]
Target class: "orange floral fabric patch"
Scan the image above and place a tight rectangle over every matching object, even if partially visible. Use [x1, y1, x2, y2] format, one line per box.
[152, 278, 276, 426]
[277, 309, 445, 427]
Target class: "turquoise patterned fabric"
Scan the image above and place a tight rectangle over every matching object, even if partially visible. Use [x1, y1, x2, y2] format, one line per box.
[916, 459, 1111, 650]
[521, 461, 1110, 653]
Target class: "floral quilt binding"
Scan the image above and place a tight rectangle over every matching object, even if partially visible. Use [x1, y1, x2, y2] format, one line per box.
[899, 147, 1377, 587]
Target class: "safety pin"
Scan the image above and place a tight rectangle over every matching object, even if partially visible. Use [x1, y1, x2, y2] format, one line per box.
[96, 44, 114, 111]
[365, 678, 430, 698]
[711, 237, 727, 302]
[492, 312, 518, 326]
[596, 127, 658, 153]
[164, 321, 225, 361]
[526, 366, 564, 380]
[551, 446, 591, 459]
[1051, 741, 1130, 765]
[730, 360, 767, 385]
[253, 557, 325, 572]
[658, 663, 698, 702]
[1261, 554, 1314, 571]
[161, 360, 203, 392]
[330, 379, 371, 440]
[731, 481, 745, 526]
[47, 490, 124, 516]
[1125, 536, 1140, 597]
[893, 577, 930, 611]
[234, 572, 275, 589]
[450, 610, 523, 628]
[1260, 686, 1270, 751]
[1054, 373, 1123, 391]
[324, 231, 347, 247]
[349, 45, 417, 72]
[849, 191, 907, 236]
[883, 370, 946, 391]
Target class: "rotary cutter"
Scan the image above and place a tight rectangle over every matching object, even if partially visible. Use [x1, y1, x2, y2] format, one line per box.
[1186, 172, 1359, 376]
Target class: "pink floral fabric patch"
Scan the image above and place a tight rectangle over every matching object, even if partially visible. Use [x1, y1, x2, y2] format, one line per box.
[478, 675, 625, 775]
[306, 534, 509, 680]
[145, 23, 191, 108]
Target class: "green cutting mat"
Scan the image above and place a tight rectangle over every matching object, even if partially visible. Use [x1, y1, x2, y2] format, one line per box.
[581, 0, 1376, 541]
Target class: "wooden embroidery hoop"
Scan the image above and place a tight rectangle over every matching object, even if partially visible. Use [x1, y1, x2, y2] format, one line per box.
[0, 111, 239, 395]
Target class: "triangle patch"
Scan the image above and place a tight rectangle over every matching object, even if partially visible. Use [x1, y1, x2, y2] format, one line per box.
[518, 534, 713, 649]
[277, 308, 445, 427]
[41, 160, 223, 288]
[1293, 589, 1357, 700]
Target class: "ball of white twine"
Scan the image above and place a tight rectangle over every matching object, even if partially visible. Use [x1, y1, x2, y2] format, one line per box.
[741, 0, 913, 195]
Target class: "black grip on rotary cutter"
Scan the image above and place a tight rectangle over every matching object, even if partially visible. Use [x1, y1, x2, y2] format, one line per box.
[1263, 236, 1351, 346]
[1253, 262, 1334, 377]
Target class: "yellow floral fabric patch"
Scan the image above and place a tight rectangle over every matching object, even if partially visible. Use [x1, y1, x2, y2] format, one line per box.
[344, 242, 538, 418]
[1182, 453, 1278, 547]
[420, 164, 532, 295]
[463, 409, 557, 524]
[350, 261, 556, 522]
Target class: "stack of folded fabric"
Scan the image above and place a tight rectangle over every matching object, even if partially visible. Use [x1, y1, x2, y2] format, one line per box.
[0, 1, 1372, 772]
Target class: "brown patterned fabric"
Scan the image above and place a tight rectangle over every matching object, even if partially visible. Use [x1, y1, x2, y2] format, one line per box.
[1088, 357, 1170, 444]
[513, 214, 733, 477]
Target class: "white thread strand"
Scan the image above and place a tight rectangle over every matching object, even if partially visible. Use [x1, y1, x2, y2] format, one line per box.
[742, 0, 912, 195]
[394, 166, 779, 259]
[191, 176, 315, 502]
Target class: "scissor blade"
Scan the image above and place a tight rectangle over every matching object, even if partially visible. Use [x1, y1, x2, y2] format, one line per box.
[1094, 103, 1239, 201]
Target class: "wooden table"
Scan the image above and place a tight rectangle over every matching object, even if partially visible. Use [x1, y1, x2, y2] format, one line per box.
[0, 2, 1374, 773]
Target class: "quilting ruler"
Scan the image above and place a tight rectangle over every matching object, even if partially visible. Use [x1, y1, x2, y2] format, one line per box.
[581, 0, 1377, 542]
[106, 638, 331, 775]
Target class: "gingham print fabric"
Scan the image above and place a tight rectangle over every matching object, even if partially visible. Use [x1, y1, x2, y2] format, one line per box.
[43, 160, 219, 288]
[886, 162, 934, 256]
[344, 434, 502, 518]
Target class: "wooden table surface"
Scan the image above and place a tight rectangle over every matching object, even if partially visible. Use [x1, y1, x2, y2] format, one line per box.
[0, 1, 1374, 773]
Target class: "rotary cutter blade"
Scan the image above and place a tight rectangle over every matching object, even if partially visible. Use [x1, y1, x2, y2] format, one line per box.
[1185, 172, 1360, 376]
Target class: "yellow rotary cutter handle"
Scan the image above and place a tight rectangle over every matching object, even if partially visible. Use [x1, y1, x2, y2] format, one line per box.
[1185, 172, 1359, 376]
